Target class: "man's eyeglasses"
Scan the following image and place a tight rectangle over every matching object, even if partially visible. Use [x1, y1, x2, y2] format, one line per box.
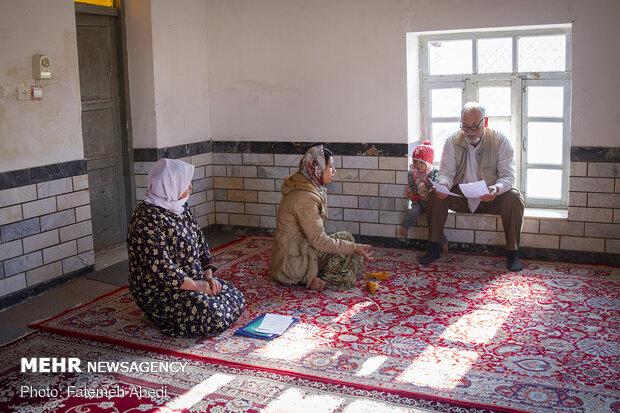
[460, 118, 485, 131]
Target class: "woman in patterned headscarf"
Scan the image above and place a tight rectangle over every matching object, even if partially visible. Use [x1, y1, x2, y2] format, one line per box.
[270, 145, 374, 291]
[126, 158, 246, 338]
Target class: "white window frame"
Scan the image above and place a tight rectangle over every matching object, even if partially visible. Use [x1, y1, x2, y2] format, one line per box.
[419, 26, 572, 208]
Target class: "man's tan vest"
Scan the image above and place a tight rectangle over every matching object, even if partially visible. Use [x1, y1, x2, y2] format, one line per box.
[451, 128, 513, 187]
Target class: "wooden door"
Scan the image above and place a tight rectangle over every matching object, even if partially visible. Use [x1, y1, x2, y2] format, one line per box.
[76, 12, 128, 250]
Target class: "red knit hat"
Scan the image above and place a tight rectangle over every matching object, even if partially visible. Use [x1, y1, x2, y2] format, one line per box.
[412, 140, 434, 165]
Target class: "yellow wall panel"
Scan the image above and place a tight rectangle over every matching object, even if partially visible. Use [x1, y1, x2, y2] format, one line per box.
[75, 0, 116, 7]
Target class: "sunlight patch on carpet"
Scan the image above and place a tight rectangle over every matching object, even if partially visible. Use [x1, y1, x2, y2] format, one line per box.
[264, 388, 344, 413]
[397, 346, 480, 390]
[253, 323, 318, 360]
[440, 304, 513, 344]
[331, 301, 376, 324]
[342, 399, 423, 413]
[162, 373, 234, 411]
[397, 302, 511, 389]
[355, 355, 388, 377]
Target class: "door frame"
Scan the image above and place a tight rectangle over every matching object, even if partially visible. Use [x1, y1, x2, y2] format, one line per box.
[75, 2, 135, 245]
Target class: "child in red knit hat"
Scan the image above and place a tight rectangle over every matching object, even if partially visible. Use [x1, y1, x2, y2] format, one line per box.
[398, 140, 448, 252]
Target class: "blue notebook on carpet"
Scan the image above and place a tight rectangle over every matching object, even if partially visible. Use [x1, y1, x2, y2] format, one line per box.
[234, 313, 299, 340]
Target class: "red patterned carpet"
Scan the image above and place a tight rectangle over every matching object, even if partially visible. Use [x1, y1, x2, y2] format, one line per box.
[3, 331, 451, 412]
[30, 236, 620, 412]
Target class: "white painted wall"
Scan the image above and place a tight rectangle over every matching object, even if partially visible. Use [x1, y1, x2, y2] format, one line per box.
[205, 0, 620, 147]
[1, 0, 618, 173]
[206, 0, 408, 143]
[151, 0, 211, 148]
[0, 0, 83, 173]
[125, 0, 157, 149]
[568, 0, 620, 147]
[126, 0, 211, 149]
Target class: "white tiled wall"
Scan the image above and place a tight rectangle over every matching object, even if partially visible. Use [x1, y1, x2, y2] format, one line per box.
[133, 150, 620, 257]
[0, 175, 94, 298]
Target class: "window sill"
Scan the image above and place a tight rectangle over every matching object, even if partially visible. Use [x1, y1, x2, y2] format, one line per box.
[448, 208, 568, 219]
[524, 208, 568, 219]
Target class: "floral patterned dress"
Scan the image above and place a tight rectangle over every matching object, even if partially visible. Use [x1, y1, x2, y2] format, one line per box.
[126, 202, 245, 338]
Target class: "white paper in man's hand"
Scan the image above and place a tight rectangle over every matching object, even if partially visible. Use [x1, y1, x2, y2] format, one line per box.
[459, 180, 490, 198]
[431, 181, 462, 197]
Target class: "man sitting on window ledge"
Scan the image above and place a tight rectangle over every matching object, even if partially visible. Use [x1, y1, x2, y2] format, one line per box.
[419, 102, 525, 271]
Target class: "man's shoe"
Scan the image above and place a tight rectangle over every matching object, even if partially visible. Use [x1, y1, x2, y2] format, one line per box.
[507, 250, 523, 271]
[419, 243, 441, 265]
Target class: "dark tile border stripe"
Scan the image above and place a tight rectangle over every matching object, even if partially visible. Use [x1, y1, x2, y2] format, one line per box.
[136, 142, 620, 162]
[571, 146, 620, 162]
[133, 141, 212, 162]
[212, 141, 408, 157]
[0, 160, 87, 191]
[134, 140, 409, 160]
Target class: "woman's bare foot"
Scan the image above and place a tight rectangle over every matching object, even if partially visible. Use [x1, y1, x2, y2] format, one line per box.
[441, 242, 449, 254]
[309, 277, 326, 291]
[397, 227, 408, 240]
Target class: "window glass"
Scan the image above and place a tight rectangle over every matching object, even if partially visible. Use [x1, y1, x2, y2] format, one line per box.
[479, 87, 511, 117]
[528, 86, 564, 117]
[429, 40, 472, 75]
[431, 122, 459, 163]
[478, 38, 512, 73]
[518, 35, 566, 72]
[527, 169, 562, 199]
[431, 88, 462, 118]
[527, 122, 563, 164]
[488, 119, 512, 144]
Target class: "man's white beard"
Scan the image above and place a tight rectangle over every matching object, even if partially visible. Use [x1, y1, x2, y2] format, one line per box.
[466, 135, 480, 145]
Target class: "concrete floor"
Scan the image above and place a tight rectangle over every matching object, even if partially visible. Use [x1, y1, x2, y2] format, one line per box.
[0, 230, 242, 345]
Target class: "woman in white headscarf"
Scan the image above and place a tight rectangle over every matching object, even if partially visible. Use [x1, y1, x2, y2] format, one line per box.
[270, 146, 374, 291]
[127, 158, 245, 338]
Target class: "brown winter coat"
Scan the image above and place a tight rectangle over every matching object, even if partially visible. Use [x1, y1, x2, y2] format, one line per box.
[269, 172, 356, 288]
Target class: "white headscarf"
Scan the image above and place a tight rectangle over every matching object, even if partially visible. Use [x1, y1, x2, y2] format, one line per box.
[144, 158, 195, 215]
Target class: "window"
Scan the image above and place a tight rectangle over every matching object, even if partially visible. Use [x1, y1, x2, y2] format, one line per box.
[417, 26, 571, 208]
